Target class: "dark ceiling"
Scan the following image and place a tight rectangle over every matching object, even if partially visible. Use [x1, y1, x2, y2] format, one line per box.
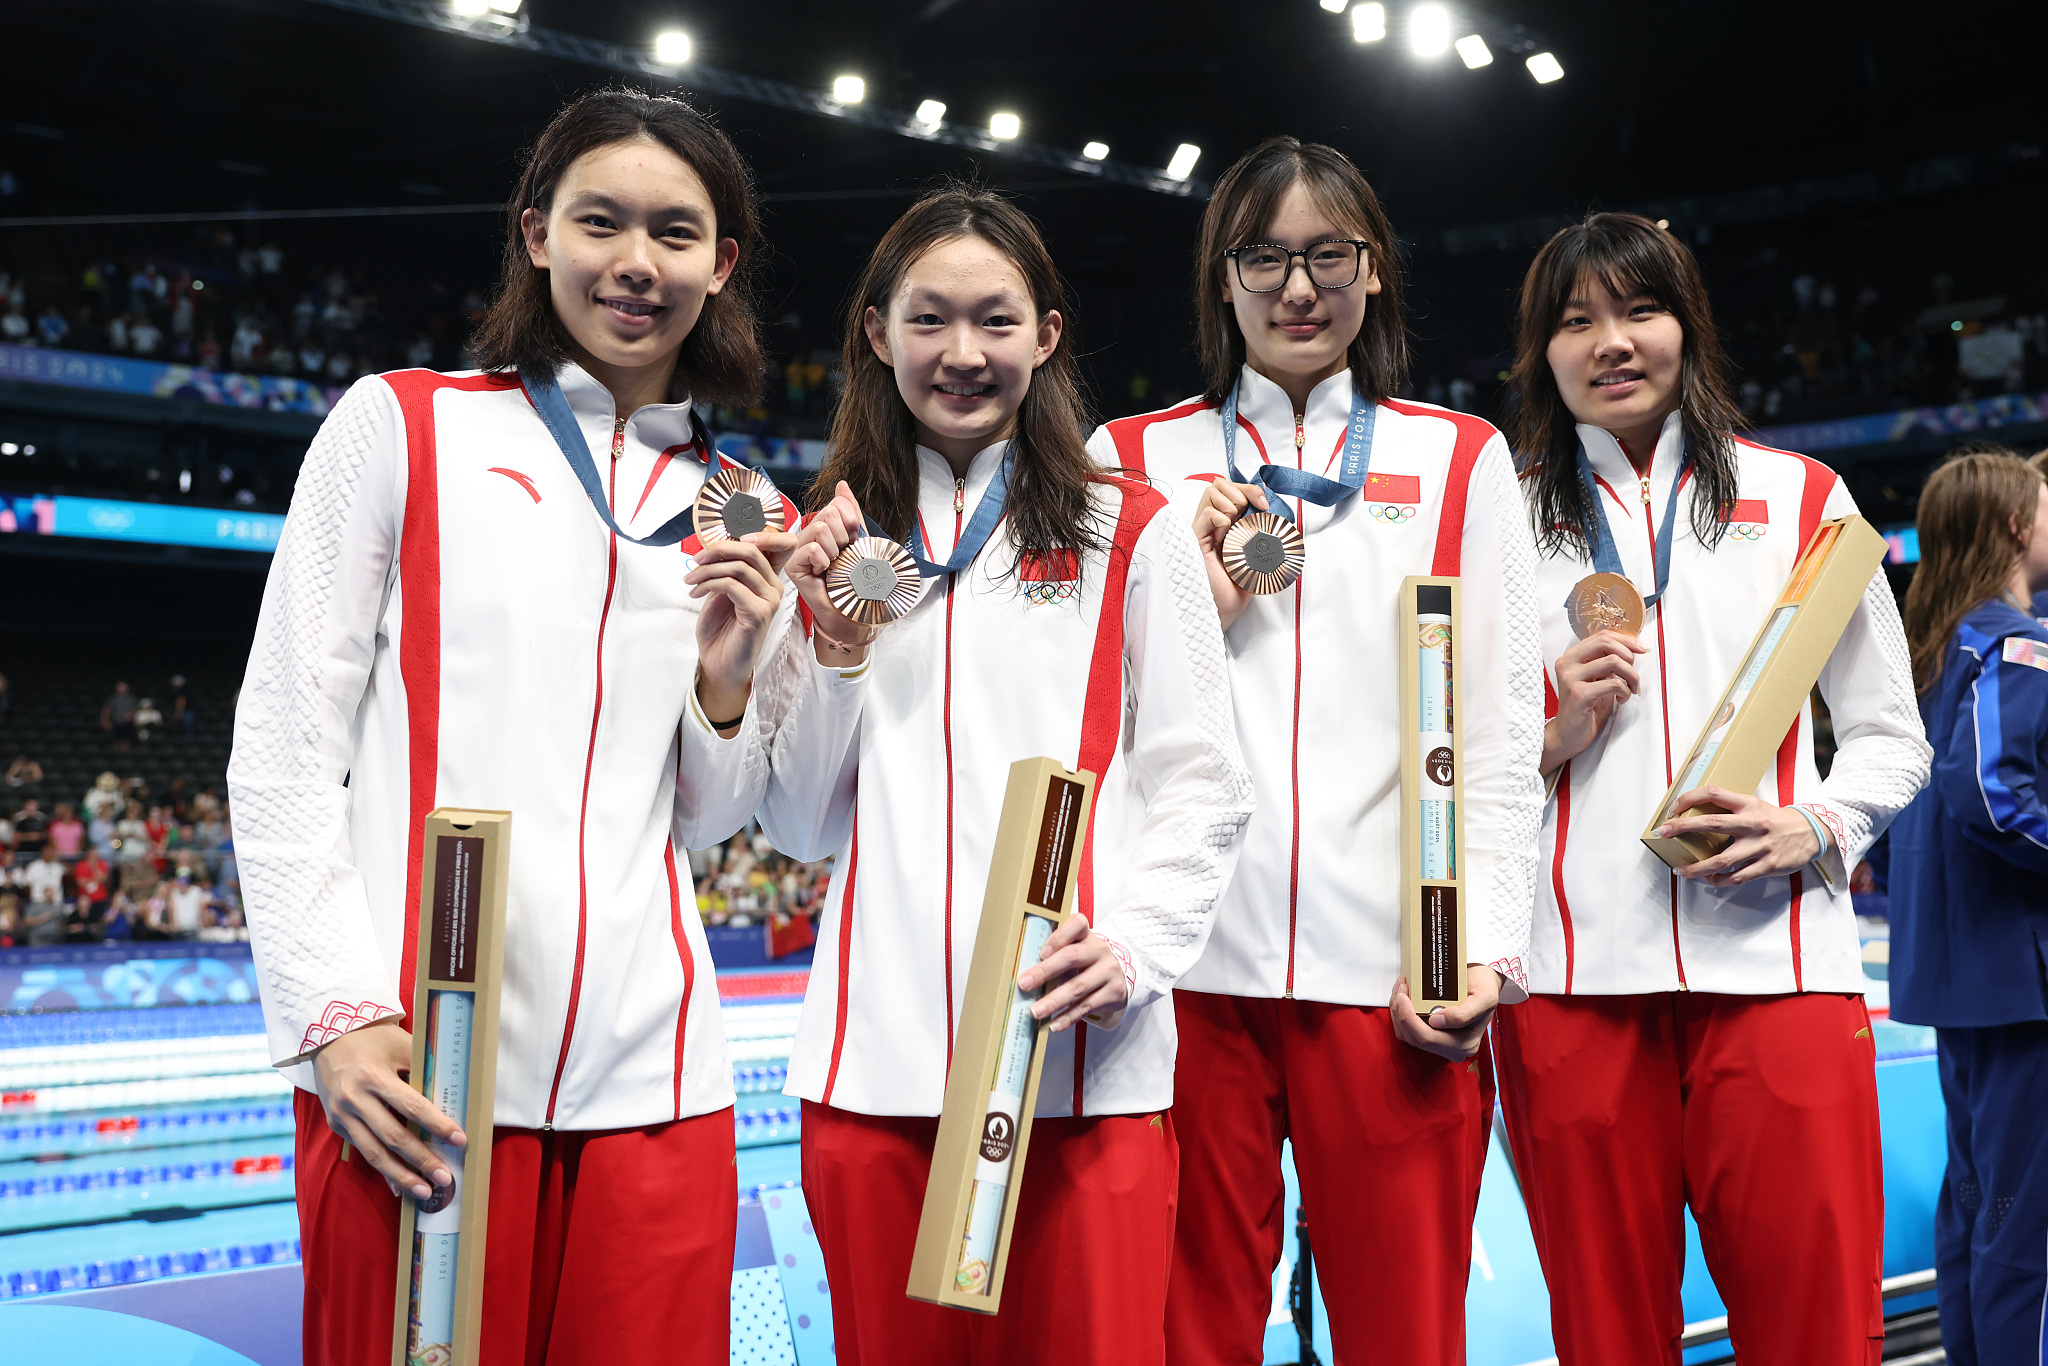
[4, 0, 2044, 400]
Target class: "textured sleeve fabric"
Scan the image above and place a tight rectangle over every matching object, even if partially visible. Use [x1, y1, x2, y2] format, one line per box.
[1934, 630, 2048, 874]
[1084, 423, 1121, 472]
[667, 589, 794, 850]
[227, 376, 408, 1067]
[755, 606, 867, 864]
[1089, 506, 1256, 1025]
[1456, 437, 1544, 1001]
[1808, 481, 1933, 881]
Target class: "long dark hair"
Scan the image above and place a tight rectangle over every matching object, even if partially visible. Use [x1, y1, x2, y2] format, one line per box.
[812, 183, 1105, 578]
[469, 87, 765, 407]
[1903, 446, 2045, 691]
[1509, 212, 1744, 558]
[1194, 137, 1409, 404]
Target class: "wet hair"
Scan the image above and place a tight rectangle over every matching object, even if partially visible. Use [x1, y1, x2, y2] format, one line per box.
[812, 182, 1105, 579]
[1193, 136, 1409, 404]
[1903, 446, 2046, 691]
[469, 87, 764, 406]
[1508, 212, 1744, 558]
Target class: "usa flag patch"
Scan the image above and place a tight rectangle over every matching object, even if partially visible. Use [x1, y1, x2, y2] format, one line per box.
[2003, 636, 2048, 673]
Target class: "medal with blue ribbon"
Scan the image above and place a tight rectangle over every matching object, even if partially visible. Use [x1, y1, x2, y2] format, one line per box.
[827, 445, 1016, 625]
[519, 365, 782, 547]
[1564, 437, 1688, 637]
[1214, 379, 1377, 594]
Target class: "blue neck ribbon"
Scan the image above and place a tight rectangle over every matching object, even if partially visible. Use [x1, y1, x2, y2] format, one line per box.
[1220, 379, 1378, 524]
[520, 366, 738, 548]
[1576, 437, 1689, 609]
[872, 446, 1016, 578]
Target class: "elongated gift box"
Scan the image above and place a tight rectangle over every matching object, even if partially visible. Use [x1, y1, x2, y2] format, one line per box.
[391, 809, 511, 1366]
[1399, 577, 1468, 1013]
[1641, 514, 1887, 868]
[907, 757, 1095, 1315]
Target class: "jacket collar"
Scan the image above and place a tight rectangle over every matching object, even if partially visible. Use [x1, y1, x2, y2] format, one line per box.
[552, 360, 699, 460]
[1575, 409, 1687, 520]
[1234, 363, 1356, 469]
[914, 439, 1010, 560]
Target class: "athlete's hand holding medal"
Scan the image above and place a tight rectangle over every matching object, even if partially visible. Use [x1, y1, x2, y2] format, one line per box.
[688, 468, 792, 732]
[786, 480, 924, 666]
[1193, 478, 1305, 630]
[1541, 573, 1649, 778]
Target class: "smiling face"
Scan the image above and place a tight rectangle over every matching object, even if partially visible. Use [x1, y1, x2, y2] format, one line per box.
[1545, 271, 1686, 450]
[863, 234, 1061, 470]
[522, 136, 738, 402]
[1225, 180, 1380, 406]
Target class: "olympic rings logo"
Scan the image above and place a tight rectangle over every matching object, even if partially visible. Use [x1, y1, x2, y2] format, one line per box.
[1728, 523, 1766, 541]
[1370, 504, 1418, 523]
[1025, 580, 1078, 605]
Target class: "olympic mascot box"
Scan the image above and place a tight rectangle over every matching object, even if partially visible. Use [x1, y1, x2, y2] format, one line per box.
[1641, 515, 1887, 868]
[391, 809, 511, 1366]
[908, 757, 1095, 1314]
[1398, 577, 1468, 1013]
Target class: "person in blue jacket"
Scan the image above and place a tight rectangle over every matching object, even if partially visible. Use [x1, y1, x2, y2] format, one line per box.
[1892, 445, 2048, 1366]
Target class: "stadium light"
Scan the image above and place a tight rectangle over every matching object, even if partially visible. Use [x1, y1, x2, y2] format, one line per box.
[1082, 141, 1110, 161]
[990, 111, 1021, 140]
[653, 30, 692, 66]
[0, 444, 15, 456]
[487, 0, 519, 11]
[1526, 51, 1564, 83]
[1455, 34, 1492, 68]
[450, 0, 488, 14]
[1409, 5, 1451, 58]
[832, 75, 865, 104]
[914, 99, 946, 129]
[1320, 0, 1347, 11]
[1352, 3, 1386, 42]
[1166, 144, 1202, 181]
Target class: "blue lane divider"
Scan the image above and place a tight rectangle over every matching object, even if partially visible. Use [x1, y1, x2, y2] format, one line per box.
[0, 1155, 293, 1199]
[0, 1005, 266, 1049]
[0, 1237, 302, 1299]
[735, 1107, 801, 1149]
[0, 1103, 294, 1153]
[731, 1064, 789, 1094]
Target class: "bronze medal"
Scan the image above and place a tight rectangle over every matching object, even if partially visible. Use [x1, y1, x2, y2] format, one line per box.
[1565, 571, 1646, 639]
[1220, 511, 1305, 595]
[826, 536, 925, 625]
[692, 467, 787, 543]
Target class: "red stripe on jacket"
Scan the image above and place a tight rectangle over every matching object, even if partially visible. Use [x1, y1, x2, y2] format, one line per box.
[822, 819, 859, 1105]
[382, 369, 518, 1028]
[1100, 398, 1216, 478]
[1378, 400, 1497, 576]
[1543, 672, 1578, 993]
[664, 841, 695, 1120]
[1069, 475, 1168, 1115]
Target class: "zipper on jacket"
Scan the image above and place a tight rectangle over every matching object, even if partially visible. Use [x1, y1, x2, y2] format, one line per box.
[941, 492, 964, 1071]
[1294, 412, 1306, 458]
[546, 448, 622, 1124]
[1638, 467, 1689, 990]
[611, 416, 626, 461]
[1283, 416, 1306, 997]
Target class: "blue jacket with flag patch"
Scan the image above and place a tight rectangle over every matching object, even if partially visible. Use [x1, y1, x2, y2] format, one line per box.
[1890, 598, 2048, 1027]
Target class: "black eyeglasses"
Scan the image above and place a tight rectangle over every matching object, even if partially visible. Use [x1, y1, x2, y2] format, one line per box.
[1224, 239, 1370, 293]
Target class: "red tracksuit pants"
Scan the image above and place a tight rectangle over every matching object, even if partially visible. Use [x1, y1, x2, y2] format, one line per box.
[1491, 991, 1885, 1366]
[1165, 990, 1496, 1366]
[798, 1098, 1178, 1365]
[293, 1090, 737, 1366]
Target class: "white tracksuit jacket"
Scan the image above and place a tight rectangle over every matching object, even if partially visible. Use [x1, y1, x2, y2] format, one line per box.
[1089, 365, 1546, 1005]
[758, 441, 1255, 1117]
[1530, 413, 1930, 996]
[229, 362, 792, 1130]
